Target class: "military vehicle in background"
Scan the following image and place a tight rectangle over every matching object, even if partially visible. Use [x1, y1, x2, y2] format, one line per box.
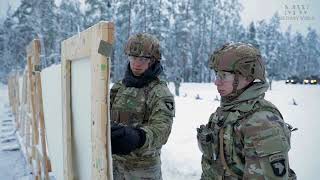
[286, 76, 303, 84]
[303, 75, 320, 85]
[286, 75, 319, 85]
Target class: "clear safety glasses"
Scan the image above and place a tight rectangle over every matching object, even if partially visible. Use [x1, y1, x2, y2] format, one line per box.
[128, 56, 150, 64]
[213, 71, 235, 81]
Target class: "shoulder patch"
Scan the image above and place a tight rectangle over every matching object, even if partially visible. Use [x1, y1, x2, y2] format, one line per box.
[165, 101, 174, 111]
[266, 114, 284, 127]
[266, 114, 279, 121]
[269, 154, 287, 177]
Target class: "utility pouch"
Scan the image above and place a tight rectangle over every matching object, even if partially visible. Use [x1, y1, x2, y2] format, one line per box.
[197, 125, 217, 160]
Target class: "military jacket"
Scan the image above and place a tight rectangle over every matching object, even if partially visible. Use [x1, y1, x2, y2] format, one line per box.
[110, 79, 175, 169]
[198, 82, 295, 180]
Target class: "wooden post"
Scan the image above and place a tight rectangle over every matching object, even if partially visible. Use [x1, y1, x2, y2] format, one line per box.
[26, 39, 51, 180]
[20, 72, 28, 137]
[62, 60, 73, 180]
[14, 73, 20, 129]
[8, 75, 13, 113]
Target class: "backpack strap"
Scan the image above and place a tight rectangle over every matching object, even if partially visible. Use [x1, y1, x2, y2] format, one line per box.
[219, 127, 243, 179]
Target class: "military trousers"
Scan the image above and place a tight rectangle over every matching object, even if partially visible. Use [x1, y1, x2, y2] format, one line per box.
[113, 160, 162, 180]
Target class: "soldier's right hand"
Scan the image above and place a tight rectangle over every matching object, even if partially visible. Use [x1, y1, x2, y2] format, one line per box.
[197, 124, 216, 160]
[197, 125, 213, 143]
[111, 122, 123, 132]
[111, 126, 146, 155]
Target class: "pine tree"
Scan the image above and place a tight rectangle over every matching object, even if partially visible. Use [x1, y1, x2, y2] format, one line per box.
[305, 28, 320, 76]
[84, 0, 113, 28]
[292, 32, 306, 77]
[131, 0, 147, 33]
[2, 0, 319, 83]
[112, 1, 133, 81]
[58, 0, 84, 39]
[173, 0, 192, 81]
[255, 13, 282, 79]
[1, 7, 19, 76]
[40, 0, 59, 66]
[279, 26, 294, 78]
[23, 0, 59, 67]
[11, 0, 37, 70]
[189, 0, 210, 82]
[247, 22, 259, 47]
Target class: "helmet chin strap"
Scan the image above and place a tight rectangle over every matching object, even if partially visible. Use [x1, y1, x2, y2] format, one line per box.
[231, 72, 240, 96]
[148, 58, 156, 68]
[221, 72, 246, 103]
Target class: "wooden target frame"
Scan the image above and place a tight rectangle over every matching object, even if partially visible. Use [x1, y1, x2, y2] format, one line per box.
[61, 21, 114, 180]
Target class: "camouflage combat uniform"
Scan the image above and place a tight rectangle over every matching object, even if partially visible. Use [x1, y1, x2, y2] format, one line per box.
[197, 42, 296, 180]
[110, 79, 174, 179]
[110, 33, 175, 180]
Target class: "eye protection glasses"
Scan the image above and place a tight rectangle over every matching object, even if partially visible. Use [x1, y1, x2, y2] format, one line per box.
[213, 71, 235, 81]
[128, 56, 150, 64]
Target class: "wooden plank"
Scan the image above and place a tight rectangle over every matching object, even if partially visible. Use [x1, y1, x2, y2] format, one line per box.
[32, 39, 50, 180]
[20, 73, 27, 136]
[25, 39, 52, 180]
[90, 21, 114, 180]
[20, 71, 28, 137]
[8, 77, 13, 110]
[62, 60, 73, 180]
[35, 73, 50, 179]
[14, 73, 20, 119]
[25, 70, 31, 164]
[26, 117, 33, 168]
[26, 39, 41, 59]
[27, 57, 39, 157]
[61, 27, 93, 61]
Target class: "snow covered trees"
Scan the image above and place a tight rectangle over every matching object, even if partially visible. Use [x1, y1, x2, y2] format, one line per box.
[1, 0, 320, 83]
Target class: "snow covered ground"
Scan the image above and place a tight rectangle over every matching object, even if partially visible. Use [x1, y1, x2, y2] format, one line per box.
[162, 81, 320, 180]
[0, 81, 319, 179]
[0, 83, 31, 180]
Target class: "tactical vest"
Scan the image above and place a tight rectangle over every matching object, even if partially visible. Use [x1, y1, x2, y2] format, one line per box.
[110, 79, 160, 127]
[201, 98, 294, 179]
[110, 79, 164, 168]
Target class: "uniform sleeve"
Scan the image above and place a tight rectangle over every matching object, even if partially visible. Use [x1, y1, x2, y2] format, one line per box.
[241, 111, 291, 180]
[140, 84, 175, 150]
[110, 81, 122, 107]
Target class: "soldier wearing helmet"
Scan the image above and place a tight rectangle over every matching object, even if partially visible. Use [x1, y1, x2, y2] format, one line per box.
[110, 33, 175, 179]
[197, 42, 296, 179]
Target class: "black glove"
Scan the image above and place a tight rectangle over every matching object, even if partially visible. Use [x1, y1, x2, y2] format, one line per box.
[111, 123, 146, 155]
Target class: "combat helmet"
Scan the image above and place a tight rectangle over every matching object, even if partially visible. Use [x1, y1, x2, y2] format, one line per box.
[124, 33, 161, 61]
[209, 42, 266, 82]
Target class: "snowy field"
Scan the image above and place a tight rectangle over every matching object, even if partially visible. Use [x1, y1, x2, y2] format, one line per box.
[0, 81, 319, 179]
[0, 83, 31, 179]
[162, 81, 320, 180]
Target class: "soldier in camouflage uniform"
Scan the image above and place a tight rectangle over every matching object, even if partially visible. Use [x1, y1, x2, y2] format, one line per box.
[197, 42, 296, 180]
[110, 33, 175, 180]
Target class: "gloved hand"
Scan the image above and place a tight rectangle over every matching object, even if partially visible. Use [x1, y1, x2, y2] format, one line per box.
[111, 123, 146, 155]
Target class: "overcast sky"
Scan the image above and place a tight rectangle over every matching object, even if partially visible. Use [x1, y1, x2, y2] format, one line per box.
[239, 0, 320, 34]
[0, 0, 319, 35]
